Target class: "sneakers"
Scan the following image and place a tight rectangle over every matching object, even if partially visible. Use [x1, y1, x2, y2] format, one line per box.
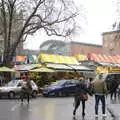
[95, 114, 98, 117]
[95, 114, 107, 117]
[102, 114, 107, 117]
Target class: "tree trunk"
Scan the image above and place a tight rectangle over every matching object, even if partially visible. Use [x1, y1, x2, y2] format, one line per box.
[2, 52, 13, 67]
[2, 52, 13, 84]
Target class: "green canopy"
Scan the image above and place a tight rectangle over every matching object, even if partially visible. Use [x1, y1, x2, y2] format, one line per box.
[29, 67, 55, 72]
[0, 67, 15, 72]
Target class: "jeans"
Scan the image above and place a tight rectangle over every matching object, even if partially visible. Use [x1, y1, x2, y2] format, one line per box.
[95, 95, 106, 115]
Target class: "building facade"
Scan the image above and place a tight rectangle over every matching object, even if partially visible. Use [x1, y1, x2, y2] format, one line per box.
[102, 30, 120, 55]
[39, 30, 120, 57]
[70, 41, 102, 56]
[40, 40, 103, 56]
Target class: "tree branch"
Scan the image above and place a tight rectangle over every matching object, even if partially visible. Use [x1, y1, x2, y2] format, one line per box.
[10, 0, 45, 56]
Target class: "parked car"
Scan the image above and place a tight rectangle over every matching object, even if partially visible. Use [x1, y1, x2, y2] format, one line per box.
[42, 79, 80, 97]
[101, 73, 120, 92]
[0, 80, 38, 99]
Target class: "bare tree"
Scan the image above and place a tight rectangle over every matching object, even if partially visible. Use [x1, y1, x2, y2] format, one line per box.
[0, 0, 80, 66]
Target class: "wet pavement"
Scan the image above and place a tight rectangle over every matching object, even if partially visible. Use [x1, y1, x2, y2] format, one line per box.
[107, 95, 120, 120]
[0, 96, 115, 120]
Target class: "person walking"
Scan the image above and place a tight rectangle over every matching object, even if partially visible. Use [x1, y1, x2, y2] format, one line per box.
[73, 76, 92, 118]
[110, 80, 118, 100]
[20, 79, 32, 103]
[20, 81, 27, 103]
[26, 79, 32, 103]
[92, 74, 108, 117]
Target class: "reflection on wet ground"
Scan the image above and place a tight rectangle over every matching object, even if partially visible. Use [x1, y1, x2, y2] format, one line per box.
[110, 97, 120, 104]
[0, 97, 116, 120]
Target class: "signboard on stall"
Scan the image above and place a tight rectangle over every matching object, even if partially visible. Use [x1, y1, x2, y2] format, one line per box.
[109, 67, 120, 73]
[96, 66, 109, 74]
[96, 66, 120, 74]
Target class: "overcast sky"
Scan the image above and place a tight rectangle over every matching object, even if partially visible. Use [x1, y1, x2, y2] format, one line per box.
[24, 0, 117, 50]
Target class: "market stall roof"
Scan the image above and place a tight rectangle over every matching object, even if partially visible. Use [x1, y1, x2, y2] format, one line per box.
[98, 62, 113, 66]
[38, 54, 79, 65]
[66, 64, 94, 71]
[46, 63, 94, 72]
[14, 64, 41, 71]
[0, 67, 15, 72]
[29, 67, 55, 72]
[114, 55, 120, 63]
[90, 53, 120, 63]
[75, 54, 88, 61]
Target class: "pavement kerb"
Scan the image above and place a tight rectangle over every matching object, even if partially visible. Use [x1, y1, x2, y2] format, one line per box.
[107, 105, 119, 120]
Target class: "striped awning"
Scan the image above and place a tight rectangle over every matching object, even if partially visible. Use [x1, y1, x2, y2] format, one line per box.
[114, 55, 120, 63]
[38, 54, 79, 65]
[90, 53, 120, 63]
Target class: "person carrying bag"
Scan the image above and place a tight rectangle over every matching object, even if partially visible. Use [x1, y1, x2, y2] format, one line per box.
[79, 92, 88, 101]
[73, 76, 92, 117]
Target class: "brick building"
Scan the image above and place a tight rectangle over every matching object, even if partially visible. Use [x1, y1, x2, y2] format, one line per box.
[70, 41, 102, 56]
[40, 40, 103, 56]
[102, 30, 120, 55]
[39, 30, 120, 56]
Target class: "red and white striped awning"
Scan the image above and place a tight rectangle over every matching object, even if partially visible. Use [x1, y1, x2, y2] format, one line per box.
[114, 55, 120, 63]
[89, 53, 120, 63]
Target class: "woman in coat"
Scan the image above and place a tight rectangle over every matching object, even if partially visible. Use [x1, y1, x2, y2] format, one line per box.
[73, 77, 92, 117]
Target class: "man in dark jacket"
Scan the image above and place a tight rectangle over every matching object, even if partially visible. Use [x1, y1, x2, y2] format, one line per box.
[73, 77, 92, 117]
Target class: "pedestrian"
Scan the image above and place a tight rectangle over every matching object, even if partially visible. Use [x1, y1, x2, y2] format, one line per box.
[73, 76, 92, 118]
[110, 80, 118, 100]
[26, 79, 32, 103]
[92, 74, 108, 117]
[117, 84, 120, 98]
[20, 81, 27, 103]
[20, 79, 32, 103]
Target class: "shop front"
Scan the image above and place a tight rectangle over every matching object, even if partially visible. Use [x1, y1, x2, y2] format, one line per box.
[38, 53, 94, 79]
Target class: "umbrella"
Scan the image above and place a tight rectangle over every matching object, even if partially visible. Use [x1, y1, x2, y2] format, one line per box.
[29, 67, 55, 72]
[0, 67, 15, 72]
